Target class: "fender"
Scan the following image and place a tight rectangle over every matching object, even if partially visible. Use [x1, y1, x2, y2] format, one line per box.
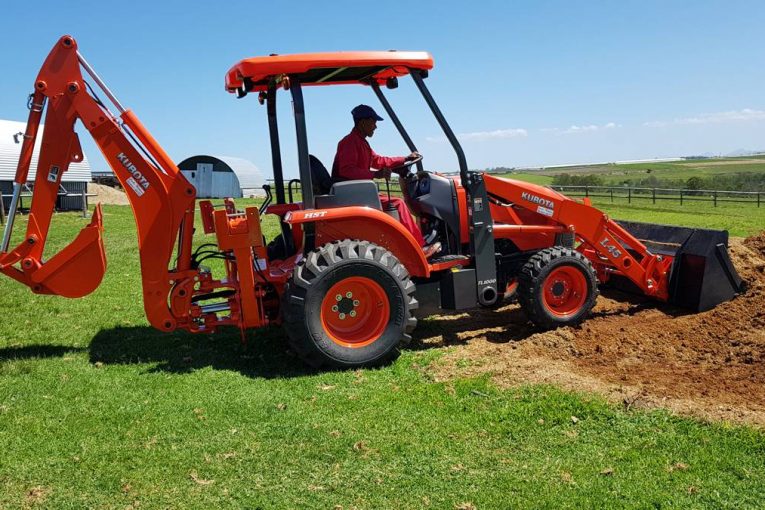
[286, 206, 430, 277]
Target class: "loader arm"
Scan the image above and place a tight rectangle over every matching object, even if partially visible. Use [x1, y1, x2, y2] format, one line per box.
[0, 36, 201, 331]
[484, 174, 675, 300]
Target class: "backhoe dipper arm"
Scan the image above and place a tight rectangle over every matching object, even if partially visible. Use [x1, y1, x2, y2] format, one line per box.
[0, 36, 198, 331]
[484, 174, 673, 300]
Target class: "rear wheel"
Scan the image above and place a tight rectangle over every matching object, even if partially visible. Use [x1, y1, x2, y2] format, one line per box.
[518, 247, 598, 329]
[282, 239, 418, 368]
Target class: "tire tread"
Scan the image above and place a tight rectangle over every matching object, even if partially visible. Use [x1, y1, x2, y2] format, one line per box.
[518, 246, 599, 329]
[283, 239, 417, 368]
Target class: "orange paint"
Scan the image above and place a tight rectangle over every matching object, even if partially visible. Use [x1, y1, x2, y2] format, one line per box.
[320, 277, 390, 348]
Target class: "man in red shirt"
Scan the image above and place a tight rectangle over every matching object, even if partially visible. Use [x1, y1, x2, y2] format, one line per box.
[331, 104, 441, 258]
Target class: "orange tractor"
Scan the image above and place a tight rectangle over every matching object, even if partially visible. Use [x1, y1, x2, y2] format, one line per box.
[0, 36, 743, 368]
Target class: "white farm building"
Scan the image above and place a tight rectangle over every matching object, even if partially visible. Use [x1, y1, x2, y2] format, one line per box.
[0, 119, 92, 211]
[177, 155, 264, 198]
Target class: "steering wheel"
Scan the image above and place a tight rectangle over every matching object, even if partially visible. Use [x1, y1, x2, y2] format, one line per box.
[390, 154, 424, 176]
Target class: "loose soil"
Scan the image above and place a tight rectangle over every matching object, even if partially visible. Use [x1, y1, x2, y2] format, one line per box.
[422, 233, 765, 426]
[88, 183, 129, 206]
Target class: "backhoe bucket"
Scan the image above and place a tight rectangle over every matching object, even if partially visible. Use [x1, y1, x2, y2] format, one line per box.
[617, 220, 744, 312]
[30, 204, 107, 298]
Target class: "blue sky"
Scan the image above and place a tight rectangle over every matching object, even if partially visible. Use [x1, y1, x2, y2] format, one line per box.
[1, 0, 764, 177]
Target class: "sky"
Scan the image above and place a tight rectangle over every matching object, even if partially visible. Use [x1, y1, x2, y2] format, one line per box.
[1, 0, 764, 179]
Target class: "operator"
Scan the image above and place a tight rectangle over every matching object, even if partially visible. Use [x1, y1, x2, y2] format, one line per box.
[331, 104, 441, 258]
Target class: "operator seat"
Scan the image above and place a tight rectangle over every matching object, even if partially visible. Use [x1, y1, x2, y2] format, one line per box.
[310, 155, 382, 211]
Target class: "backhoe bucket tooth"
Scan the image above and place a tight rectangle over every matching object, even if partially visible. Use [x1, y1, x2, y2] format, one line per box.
[616, 220, 744, 312]
[31, 204, 107, 298]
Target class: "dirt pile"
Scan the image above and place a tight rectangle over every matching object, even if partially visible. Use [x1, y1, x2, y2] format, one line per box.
[424, 233, 765, 426]
[88, 183, 129, 206]
[745, 232, 765, 258]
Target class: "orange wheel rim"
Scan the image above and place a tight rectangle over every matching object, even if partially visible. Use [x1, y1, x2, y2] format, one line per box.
[321, 277, 390, 348]
[542, 266, 587, 318]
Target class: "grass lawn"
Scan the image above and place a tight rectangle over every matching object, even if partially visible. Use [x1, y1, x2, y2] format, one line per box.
[572, 196, 764, 237]
[493, 172, 555, 186]
[1, 204, 764, 508]
[524, 155, 765, 186]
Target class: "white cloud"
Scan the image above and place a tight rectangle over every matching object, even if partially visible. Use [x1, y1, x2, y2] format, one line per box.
[541, 122, 620, 135]
[644, 108, 765, 128]
[426, 128, 528, 143]
[459, 128, 528, 140]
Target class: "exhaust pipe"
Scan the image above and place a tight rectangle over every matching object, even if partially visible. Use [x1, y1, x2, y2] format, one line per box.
[616, 221, 744, 312]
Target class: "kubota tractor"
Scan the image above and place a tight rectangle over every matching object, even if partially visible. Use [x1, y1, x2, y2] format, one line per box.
[0, 36, 743, 368]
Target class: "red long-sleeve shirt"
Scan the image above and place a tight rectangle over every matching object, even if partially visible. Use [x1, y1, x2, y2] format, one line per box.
[331, 129, 406, 181]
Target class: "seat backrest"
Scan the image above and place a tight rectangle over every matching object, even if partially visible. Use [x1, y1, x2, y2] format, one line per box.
[309, 155, 333, 195]
[314, 180, 382, 210]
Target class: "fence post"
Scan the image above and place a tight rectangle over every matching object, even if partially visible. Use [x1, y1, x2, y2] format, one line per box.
[758, 192, 761, 208]
[628, 187, 631, 204]
[680, 190, 683, 206]
[610, 188, 613, 202]
[585, 186, 589, 198]
[81, 188, 88, 218]
[652, 188, 656, 204]
[0, 192, 5, 226]
[713, 191, 717, 207]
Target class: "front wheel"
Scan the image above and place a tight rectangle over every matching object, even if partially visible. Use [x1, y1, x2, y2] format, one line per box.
[518, 247, 599, 329]
[282, 240, 418, 369]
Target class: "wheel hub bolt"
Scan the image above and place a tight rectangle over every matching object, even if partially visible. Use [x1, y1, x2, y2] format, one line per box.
[339, 313, 346, 320]
[349, 310, 357, 317]
[353, 300, 360, 306]
[331, 305, 339, 312]
[551, 281, 567, 296]
[346, 292, 353, 298]
[336, 294, 342, 301]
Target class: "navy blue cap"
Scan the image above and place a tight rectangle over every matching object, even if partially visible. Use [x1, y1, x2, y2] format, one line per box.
[351, 104, 384, 122]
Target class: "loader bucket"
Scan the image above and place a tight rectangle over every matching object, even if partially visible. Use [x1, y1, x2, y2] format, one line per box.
[616, 220, 744, 312]
[30, 204, 107, 298]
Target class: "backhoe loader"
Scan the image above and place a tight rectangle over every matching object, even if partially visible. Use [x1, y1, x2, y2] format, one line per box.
[0, 36, 743, 368]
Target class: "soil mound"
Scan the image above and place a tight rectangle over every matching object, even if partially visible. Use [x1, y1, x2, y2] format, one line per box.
[745, 231, 765, 258]
[423, 234, 765, 426]
[88, 183, 129, 206]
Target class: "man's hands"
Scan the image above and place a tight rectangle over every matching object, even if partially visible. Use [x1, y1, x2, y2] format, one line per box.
[378, 152, 423, 179]
[390, 152, 423, 177]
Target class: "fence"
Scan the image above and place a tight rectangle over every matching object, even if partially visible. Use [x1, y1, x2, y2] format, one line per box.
[268, 179, 763, 208]
[265, 178, 404, 202]
[552, 185, 763, 207]
[0, 188, 96, 225]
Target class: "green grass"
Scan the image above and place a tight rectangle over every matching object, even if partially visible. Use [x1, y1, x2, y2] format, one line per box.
[526, 155, 765, 185]
[569, 195, 765, 237]
[1, 205, 764, 508]
[496, 172, 555, 185]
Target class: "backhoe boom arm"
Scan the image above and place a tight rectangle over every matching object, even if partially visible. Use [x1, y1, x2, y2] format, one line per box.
[0, 36, 198, 330]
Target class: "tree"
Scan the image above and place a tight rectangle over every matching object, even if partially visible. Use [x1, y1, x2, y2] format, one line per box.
[686, 176, 704, 190]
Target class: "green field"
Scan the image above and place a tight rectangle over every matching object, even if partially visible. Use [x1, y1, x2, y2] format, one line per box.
[494, 172, 555, 186]
[1, 202, 764, 508]
[531, 155, 765, 185]
[570, 196, 763, 237]
[490, 155, 765, 192]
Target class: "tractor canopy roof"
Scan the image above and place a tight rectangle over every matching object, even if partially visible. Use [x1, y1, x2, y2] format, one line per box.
[225, 51, 434, 94]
